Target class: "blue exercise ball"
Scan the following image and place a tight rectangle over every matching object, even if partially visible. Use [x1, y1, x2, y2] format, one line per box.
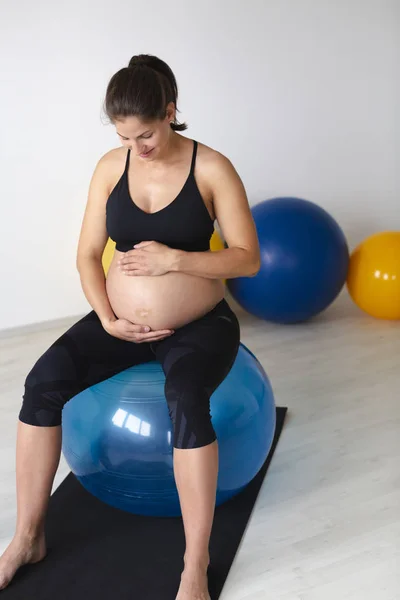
[228, 197, 349, 323]
[61, 343, 276, 517]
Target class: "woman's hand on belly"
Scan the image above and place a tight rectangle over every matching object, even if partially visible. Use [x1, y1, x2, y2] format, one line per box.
[102, 317, 174, 343]
[118, 241, 177, 277]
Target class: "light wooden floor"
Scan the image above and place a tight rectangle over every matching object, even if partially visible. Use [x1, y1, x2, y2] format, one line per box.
[0, 291, 399, 599]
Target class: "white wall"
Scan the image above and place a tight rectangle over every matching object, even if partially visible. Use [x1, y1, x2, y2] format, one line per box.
[1, 0, 399, 331]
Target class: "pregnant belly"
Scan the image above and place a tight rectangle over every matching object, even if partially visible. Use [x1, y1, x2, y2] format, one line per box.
[105, 250, 225, 331]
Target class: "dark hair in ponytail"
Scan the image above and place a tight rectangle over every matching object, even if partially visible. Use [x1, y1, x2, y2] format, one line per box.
[103, 54, 187, 131]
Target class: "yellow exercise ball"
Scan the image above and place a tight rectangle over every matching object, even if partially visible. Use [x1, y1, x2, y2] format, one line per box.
[102, 230, 226, 278]
[347, 231, 400, 320]
[102, 237, 116, 276]
[210, 229, 225, 252]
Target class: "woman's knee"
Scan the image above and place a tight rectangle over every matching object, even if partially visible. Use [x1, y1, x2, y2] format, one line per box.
[164, 375, 217, 449]
[19, 336, 86, 427]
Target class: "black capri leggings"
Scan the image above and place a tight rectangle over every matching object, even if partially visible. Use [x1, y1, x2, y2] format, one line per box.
[19, 298, 240, 449]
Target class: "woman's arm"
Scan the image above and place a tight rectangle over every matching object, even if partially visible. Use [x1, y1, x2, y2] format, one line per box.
[76, 152, 117, 327]
[77, 257, 117, 326]
[171, 152, 260, 279]
[171, 246, 257, 279]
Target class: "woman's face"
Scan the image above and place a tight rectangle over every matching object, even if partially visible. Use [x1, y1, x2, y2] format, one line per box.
[114, 103, 176, 161]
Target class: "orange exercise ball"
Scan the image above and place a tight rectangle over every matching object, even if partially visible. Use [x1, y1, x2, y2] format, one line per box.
[347, 231, 400, 320]
[102, 230, 226, 278]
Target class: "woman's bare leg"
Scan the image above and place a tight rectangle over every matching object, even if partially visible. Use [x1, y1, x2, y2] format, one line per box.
[0, 420, 62, 590]
[174, 439, 218, 600]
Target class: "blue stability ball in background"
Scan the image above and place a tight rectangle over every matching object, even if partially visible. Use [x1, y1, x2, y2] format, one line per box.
[228, 197, 349, 323]
[61, 343, 276, 518]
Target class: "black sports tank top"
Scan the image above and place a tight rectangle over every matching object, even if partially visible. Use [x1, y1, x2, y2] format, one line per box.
[106, 140, 215, 253]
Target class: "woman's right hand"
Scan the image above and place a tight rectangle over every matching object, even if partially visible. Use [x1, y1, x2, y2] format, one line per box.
[102, 317, 174, 343]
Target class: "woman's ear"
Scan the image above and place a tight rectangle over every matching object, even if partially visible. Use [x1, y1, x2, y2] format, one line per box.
[166, 101, 176, 123]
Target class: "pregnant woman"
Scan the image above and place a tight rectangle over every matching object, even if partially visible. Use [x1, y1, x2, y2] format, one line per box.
[0, 54, 260, 600]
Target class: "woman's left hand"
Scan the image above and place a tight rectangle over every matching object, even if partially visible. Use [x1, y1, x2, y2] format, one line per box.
[117, 241, 178, 276]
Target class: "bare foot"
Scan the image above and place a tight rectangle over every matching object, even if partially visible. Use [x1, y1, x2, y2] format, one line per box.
[0, 533, 47, 591]
[175, 566, 211, 600]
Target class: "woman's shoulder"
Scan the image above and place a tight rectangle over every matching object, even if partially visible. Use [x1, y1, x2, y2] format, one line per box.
[99, 146, 127, 167]
[86, 146, 127, 197]
[195, 140, 236, 179]
[197, 142, 232, 171]
[95, 146, 127, 189]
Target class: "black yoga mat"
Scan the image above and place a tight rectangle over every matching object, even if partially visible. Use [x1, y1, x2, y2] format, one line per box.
[3, 407, 287, 600]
